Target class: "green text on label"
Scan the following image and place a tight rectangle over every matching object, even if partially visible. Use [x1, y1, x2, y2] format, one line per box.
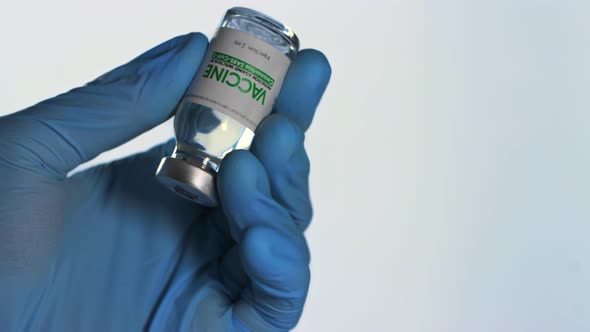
[202, 64, 267, 106]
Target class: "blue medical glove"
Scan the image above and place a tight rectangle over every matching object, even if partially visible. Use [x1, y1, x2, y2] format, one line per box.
[0, 32, 331, 331]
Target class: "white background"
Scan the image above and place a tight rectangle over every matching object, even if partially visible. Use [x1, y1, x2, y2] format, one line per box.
[1, 1, 589, 331]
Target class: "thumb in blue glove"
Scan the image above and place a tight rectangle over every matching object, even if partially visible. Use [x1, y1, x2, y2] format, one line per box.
[0, 31, 331, 332]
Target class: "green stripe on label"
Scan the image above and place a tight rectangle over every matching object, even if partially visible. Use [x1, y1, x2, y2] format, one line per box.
[212, 52, 275, 88]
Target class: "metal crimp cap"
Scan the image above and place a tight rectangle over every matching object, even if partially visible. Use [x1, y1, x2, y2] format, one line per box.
[155, 157, 218, 207]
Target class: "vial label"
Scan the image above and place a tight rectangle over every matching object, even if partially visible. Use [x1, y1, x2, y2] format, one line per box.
[184, 28, 291, 131]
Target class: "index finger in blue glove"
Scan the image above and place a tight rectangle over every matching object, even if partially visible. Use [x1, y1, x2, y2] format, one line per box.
[274, 49, 331, 131]
[0, 33, 207, 178]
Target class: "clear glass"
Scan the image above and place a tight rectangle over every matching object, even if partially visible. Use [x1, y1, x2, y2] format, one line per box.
[172, 7, 299, 173]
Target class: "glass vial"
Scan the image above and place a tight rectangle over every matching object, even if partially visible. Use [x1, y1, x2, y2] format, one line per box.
[155, 7, 299, 206]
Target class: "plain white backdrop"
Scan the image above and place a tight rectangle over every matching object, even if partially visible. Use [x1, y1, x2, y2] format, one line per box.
[1, 1, 589, 331]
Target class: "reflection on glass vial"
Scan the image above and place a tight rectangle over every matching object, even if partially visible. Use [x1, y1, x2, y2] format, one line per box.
[156, 7, 299, 206]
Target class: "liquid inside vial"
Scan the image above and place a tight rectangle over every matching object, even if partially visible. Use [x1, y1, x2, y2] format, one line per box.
[173, 102, 254, 171]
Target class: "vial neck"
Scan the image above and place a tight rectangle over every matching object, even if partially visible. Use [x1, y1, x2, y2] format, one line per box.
[171, 147, 218, 173]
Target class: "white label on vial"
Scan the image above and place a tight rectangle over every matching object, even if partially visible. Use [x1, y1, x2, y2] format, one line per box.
[183, 27, 291, 131]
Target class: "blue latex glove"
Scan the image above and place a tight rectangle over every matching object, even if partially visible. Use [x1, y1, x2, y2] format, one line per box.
[0, 33, 331, 331]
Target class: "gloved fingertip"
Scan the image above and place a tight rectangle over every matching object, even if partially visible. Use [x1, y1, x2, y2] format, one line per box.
[296, 49, 332, 85]
[176, 32, 209, 58]
[251, 114, 303, 169]
[184, 32, 209, 45]
[88, 32, 208, 88]
[275, 49, 332, 130]
[218, 151, 270, 206]
[135, 32, 208, 62]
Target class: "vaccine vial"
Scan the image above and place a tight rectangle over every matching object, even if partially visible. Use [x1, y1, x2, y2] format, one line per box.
[156, 7, 299, 206]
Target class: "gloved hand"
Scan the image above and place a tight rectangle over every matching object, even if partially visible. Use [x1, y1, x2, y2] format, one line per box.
[0, 32, 330, 331]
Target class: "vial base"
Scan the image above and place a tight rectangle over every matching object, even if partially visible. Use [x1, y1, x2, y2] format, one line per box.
[155, 156, 218, 207]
